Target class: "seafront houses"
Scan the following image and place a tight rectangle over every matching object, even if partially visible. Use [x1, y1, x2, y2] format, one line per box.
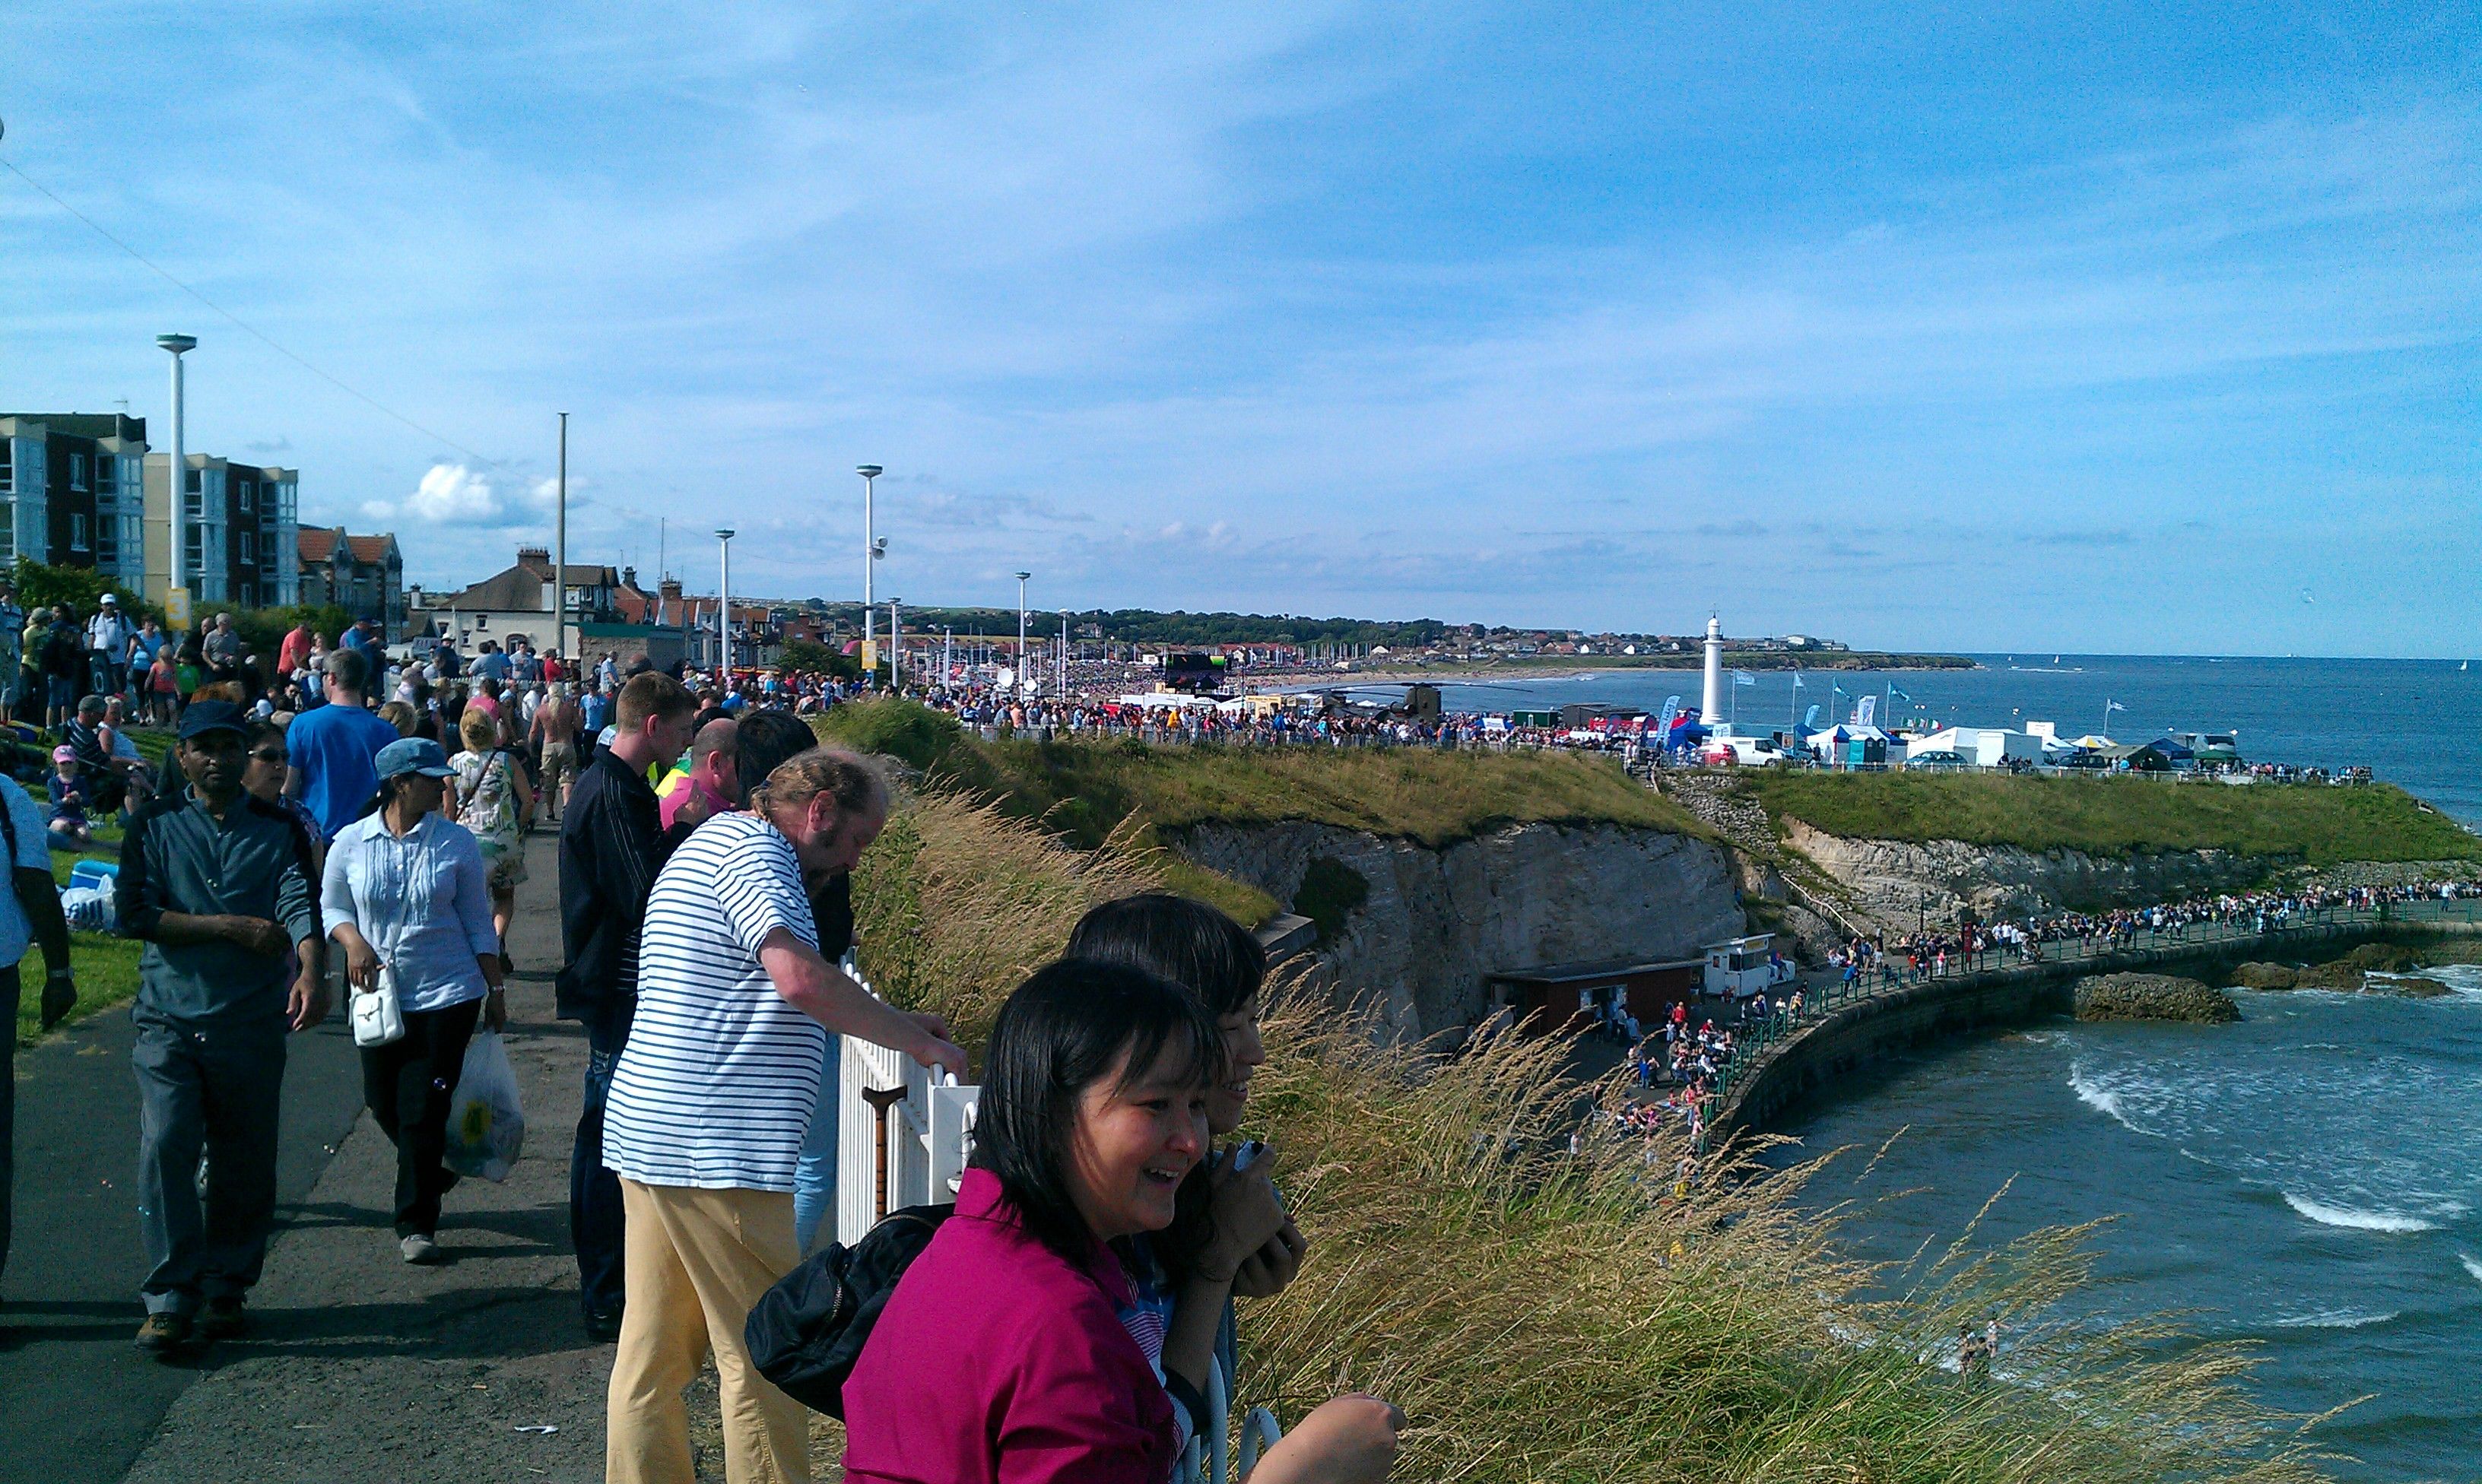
[297, 527, 406, 637]
[407, 544, 622, 655]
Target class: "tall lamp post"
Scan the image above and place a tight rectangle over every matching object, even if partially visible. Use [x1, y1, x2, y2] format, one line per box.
[554, 412, 568, 661]
[157, 334, 197, 617]
[1014, 571, 1031, 693]
[858, 465, 881, 670]
[715, 528, 735, 676]
[889, 598, 903, 688]
[1058, 610, 1069, 698]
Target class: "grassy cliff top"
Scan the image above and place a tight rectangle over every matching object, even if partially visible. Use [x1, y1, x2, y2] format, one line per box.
[816, 697, 1706, 849]
[1744, 769, 2482, 866]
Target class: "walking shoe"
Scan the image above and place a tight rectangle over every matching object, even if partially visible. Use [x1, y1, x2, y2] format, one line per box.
[399, 1233, 443, 1264]
[582, 1308, 624, 1343]
[195, 1297, 247, 1340]
[133, 1312, 192, 1354]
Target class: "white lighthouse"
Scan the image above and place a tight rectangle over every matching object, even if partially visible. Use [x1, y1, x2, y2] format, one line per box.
[1701, 614, 1724, 733]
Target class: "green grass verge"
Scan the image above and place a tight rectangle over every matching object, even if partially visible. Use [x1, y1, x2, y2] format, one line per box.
[1745, 769, 2482, 866]
[11, 931, 143, 1048]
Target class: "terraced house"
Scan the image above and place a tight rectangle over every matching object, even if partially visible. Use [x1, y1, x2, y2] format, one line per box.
[297, 526, 405, 636]
[0, 411, 151, 583]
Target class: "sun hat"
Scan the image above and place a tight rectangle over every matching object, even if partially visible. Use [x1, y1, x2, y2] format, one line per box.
[375, 736, 457, 781]
[50, 744, 75, 764]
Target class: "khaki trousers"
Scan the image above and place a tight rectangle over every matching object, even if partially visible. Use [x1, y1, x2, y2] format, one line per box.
[608, 1180, 810, 1484]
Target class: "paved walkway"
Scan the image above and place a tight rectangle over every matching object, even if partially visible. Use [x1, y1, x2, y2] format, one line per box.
[3, 833, 626, 1483]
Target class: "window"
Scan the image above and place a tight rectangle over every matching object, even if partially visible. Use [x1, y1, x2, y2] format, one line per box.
[0, 446, 10, 494]
[69, 453, 87, 491]
[184, 525, 203, 572]
[240, 529, 256, 563]
[70, 512, 89, 552]
[185, 468, 202, 493]
[239, 480, 255, 513]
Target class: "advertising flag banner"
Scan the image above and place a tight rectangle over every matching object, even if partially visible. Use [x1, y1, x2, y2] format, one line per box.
[1854, 695, 1877, 727]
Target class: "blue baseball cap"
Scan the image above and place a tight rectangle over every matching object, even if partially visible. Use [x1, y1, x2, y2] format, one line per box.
[375, 736, 457, 781]
[176, 699, 248, 740]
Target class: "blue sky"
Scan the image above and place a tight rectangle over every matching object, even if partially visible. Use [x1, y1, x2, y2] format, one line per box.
[2, 3, 2475, 654]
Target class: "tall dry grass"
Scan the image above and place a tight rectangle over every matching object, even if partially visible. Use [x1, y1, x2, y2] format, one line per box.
[850, 782, 2336, 1482]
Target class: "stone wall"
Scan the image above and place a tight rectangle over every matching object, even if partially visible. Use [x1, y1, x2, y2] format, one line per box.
[1170, 820, 1747, 1041]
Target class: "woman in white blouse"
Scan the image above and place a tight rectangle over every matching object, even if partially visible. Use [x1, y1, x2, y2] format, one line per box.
[322, 736, 506, 1264]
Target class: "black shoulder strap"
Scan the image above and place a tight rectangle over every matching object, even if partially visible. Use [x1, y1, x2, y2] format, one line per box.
[0, 778, 21, 902]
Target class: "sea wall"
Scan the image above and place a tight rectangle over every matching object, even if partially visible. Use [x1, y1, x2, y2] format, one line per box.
[1783, 819, 2270, 931]
[1720, 918, 2482, 1135]
[1170, 821, 1746, 1041]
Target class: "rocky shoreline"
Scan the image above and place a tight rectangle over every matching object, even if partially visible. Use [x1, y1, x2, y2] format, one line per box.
[2072, 972, 2241, 1024]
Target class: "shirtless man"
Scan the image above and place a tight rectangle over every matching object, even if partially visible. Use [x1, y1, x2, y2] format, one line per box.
[530, 683, 579, 823]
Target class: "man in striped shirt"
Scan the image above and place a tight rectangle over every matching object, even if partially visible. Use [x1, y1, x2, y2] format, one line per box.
[601, 748, 963, 1484]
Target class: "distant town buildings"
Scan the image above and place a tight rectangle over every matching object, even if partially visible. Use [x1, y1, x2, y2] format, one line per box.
[408, 544, 620, 654]
[297, 526, 405, 634]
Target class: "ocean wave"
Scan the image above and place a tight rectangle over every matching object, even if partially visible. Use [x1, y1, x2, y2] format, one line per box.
[2461, 1253, 2482, 1286]
[2066, 1064, 2162, 1137]
[2281, 1191, 2437, 1233]
[2271, 1308, 2399, 1330]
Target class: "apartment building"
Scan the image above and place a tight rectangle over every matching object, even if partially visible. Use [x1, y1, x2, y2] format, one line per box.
[0, 412, 151, 583]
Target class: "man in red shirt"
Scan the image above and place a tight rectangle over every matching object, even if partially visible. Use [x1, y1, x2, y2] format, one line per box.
[275, 618, 315, 681]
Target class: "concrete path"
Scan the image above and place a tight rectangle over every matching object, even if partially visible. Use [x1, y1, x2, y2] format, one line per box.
[1, 831, 659, 1483]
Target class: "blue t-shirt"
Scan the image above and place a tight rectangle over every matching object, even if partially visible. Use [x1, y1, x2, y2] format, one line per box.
[0, 778, 52, 968]
[286, 702, 402, 840]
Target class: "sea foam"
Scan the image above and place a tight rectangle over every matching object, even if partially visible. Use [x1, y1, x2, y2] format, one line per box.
[2067, 1064, 2160, 1137]
[2460, 1253, 2482, 1286]
[2281, 1192, 2437, 1233]
[2271, 1308, 2398, 1330]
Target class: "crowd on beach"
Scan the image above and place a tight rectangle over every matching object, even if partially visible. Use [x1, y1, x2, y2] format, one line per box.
[0, 612, 1404, 1483]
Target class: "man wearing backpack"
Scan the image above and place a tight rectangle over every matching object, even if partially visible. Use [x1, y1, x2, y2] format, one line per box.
[0, 765, 77, 1298]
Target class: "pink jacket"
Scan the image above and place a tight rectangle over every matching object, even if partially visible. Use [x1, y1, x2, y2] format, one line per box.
[842, 1168, 1178, 1484]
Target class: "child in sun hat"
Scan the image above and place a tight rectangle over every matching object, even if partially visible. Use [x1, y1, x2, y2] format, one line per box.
[46, 744, 92, 846]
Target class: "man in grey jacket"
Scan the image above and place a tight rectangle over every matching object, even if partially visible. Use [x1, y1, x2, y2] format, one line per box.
[117, 700, 324, 1355]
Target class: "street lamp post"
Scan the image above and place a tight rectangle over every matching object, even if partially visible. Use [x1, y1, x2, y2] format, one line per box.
[1058, 610, 1068, 698]
[157, 334, 197, 614]
[858, 465, 881, 670]
[1014, 572, 1031, 694]
[554, 412, 567, 661]
[889, 599, 902, 689]
[715, 528, 735, 676]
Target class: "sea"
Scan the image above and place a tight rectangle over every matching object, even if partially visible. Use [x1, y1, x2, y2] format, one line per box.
[1410, 656, 2482, 1481]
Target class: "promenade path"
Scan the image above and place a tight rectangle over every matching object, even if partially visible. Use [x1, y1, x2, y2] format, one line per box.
[1712, 898, 2482, 1137]
[2, 835, 628, 1484]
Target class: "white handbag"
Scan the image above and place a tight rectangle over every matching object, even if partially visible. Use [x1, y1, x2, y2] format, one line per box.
[351, 962, 407, 1047]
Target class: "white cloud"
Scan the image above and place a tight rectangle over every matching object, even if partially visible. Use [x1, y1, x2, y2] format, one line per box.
[364, 463, 536, 526]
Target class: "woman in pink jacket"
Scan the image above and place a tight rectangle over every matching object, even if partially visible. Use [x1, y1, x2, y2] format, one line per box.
[841, 959, 1399, 1484]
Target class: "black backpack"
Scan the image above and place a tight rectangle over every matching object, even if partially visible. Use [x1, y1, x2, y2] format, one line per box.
[745, 1203, 952, 1418]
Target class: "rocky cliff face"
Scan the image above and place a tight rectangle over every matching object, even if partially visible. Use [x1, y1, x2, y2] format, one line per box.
[1170, 821, 1747, 1041]
[1782, 819, 2268, 930]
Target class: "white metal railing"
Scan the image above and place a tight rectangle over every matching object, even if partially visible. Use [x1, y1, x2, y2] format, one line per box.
[1179, 1356, 1285, 1483]
[833, 965, 982, 1248]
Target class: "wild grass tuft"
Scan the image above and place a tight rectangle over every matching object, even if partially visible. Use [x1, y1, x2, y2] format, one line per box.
[850, 780, 2337, 1482]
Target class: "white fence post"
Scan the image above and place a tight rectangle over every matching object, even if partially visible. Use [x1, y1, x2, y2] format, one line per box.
[833, 962, 981, 1248]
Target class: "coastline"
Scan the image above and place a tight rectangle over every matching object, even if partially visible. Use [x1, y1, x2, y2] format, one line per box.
[1246, 652, 1981, 690]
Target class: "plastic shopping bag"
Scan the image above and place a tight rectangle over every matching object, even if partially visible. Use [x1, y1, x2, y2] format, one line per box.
[444, 1029, 526, 1181]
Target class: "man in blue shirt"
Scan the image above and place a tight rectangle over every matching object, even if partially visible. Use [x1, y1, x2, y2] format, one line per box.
[282, 648, 400, 842]
[471, 641, 511, 685]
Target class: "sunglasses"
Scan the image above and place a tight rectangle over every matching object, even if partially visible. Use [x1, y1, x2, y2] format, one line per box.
[248, 749, 286, 763]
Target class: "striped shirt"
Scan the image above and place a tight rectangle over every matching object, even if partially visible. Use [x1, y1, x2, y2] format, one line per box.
[602, 810, 824, 1191]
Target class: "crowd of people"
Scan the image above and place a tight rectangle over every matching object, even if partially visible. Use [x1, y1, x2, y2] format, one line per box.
[0, 616, 1404, 1482]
